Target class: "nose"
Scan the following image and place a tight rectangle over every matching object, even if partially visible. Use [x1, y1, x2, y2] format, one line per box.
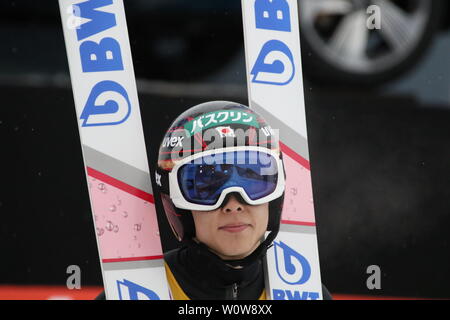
[221, 194, 244, 214]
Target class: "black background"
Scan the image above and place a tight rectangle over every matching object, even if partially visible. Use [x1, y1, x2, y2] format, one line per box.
[1, 0, 450, 299]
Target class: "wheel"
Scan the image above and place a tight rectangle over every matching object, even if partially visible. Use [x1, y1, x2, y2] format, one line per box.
[298, 0, 445, 87]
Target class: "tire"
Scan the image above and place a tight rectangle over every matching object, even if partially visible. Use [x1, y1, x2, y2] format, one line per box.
[298, 0, 445, 87]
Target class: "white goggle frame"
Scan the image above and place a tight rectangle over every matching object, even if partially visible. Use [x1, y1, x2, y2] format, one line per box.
[169, 146, 285, 211]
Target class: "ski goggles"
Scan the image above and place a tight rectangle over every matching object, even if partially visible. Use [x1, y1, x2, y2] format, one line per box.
[169, 146, 285, 211]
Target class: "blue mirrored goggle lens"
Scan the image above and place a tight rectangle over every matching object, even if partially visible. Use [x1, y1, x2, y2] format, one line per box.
[177, 150, 278, 206]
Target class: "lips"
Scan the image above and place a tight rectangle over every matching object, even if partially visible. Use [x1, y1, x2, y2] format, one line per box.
[219, 223, 251, 233]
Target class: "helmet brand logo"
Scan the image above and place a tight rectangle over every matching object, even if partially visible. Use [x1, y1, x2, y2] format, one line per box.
[162, 136, 185, 148]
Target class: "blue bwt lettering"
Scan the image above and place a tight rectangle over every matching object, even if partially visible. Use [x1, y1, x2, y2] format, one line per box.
[80, 37, 124, 72]
[273, 289, 285, 300]
[72, 0, 130, 127]
[74, 0, 116, 41]
[251, 0, 295, 86]
[286, 289, 308, 300]
[255, 0, 291, 32]
[272, 289, 320, 300]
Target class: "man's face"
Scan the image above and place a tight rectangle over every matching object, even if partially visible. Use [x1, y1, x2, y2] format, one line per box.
[191, 194, 269, 260]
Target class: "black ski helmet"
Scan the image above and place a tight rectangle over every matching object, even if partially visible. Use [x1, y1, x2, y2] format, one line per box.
[155, 101, 285, 256]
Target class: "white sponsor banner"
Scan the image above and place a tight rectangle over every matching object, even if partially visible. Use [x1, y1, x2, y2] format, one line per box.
[241, 0, 307, 140]
[104, 267, 171, 300]
[242, 0, 323, 299]
[59, 0, 149, 173]
[265, 230, 322, 300]
[59, 0, 169, 300]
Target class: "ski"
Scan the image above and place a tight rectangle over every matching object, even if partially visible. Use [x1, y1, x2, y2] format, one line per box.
[241, 0, 324, 299]
[58, 0, 170, 300]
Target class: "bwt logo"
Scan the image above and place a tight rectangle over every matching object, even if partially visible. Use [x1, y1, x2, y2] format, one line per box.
[274, 241, 311, 285]
[70, 0, 131, 127]
[251, 0, 295, 85]
[117, 279, 160, 300]
[80, 80, 131, 127]
[273, 241, 320, 300]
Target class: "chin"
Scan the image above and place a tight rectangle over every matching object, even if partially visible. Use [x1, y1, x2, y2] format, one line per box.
[217, 246, 253, 260]
[221, 253, 249, 261]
